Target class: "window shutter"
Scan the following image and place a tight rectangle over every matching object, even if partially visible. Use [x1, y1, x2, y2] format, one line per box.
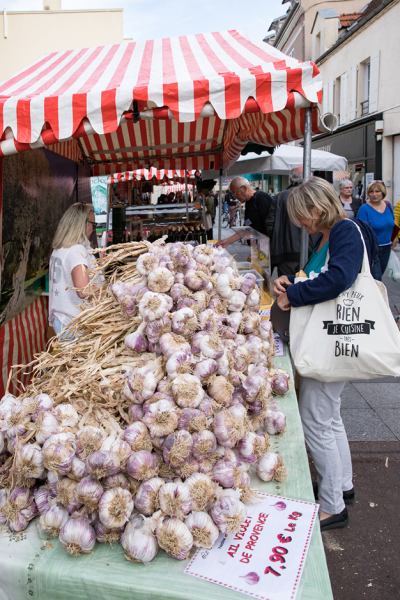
[340, 72, 347, 125]
[350, 66, 357, 120]
[322, 84, 328, 113]
[327, 80, 334, 113]
[369, 51, 380, 112]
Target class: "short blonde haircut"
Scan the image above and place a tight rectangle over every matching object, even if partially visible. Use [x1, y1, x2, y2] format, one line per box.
[287, 177, 347, 229]
[367, 180, 387, 199]
[52, 203, 94, 249]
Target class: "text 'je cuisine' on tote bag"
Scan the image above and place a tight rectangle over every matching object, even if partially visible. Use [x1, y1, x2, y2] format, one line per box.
[289, 222, 400, 382]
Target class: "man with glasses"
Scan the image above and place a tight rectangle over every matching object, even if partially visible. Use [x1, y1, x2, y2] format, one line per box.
[215, 177, 272, 250]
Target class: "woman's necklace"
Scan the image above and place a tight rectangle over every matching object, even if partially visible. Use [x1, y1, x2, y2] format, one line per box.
[369, 200, 385, 213]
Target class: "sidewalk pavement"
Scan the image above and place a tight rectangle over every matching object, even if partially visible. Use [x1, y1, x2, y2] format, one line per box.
[215, 216, 400, 443]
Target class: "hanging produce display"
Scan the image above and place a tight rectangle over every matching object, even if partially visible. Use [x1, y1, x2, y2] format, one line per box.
[0, 239, 290, 565]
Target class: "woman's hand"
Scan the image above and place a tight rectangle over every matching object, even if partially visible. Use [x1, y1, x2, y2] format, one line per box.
[215, 238, 230, 249]
[247, 254, 251, 263]
[273, 275, 292, 297]
[277, 292, 291, 311]
[392, 237, 398, 250]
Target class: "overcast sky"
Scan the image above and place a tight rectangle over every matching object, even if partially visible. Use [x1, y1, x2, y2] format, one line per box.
[2, 0, 285, 42]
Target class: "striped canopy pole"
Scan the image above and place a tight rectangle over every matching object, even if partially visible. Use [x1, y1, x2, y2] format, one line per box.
[185, 171, 188, 223]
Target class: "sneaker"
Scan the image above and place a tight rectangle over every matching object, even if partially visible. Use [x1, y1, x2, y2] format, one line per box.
[313, 482, 355, 505]
[320, 508, 349, 531]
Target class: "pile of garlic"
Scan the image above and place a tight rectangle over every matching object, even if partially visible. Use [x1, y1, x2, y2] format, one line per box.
[0, 241, 290, 565]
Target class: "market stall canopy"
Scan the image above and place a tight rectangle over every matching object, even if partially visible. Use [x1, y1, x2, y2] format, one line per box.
[202, 145, 348, 178]
[106, 169, 198, 184]
[0, 29, 324, 175]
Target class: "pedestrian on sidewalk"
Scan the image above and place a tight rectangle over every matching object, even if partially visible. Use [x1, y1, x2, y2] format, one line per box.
[265, 166, 317, 276]
[338, 179, 361, 218]
[215, 177, 272, 255]
[273, 178, 379, 531]
[357, 181, 397, 280]
[204, 191, 215, 240]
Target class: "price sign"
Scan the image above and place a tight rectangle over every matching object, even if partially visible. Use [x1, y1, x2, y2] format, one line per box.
[185, 493, 318, 600]
[273, 333, 284, 356]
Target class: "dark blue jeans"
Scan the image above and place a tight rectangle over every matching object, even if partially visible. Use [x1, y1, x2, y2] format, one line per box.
[371, 244, 391, 281]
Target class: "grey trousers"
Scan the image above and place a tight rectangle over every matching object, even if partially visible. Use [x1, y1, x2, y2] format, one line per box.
[298, 376, 353, 515]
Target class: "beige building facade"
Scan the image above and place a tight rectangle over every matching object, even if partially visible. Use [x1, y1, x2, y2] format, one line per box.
[312, 0, 400, 205]
[0, 2, 131, 83]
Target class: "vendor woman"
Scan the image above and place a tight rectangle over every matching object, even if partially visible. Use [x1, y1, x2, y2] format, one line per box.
[49, 203, 99, 336]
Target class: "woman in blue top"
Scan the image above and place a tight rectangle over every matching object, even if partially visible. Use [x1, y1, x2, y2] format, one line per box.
[357, 181, 397, 280]
[273, 178, 377, 533]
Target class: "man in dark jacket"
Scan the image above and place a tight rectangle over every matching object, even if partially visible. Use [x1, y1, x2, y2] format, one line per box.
[265, 167, 316, 276]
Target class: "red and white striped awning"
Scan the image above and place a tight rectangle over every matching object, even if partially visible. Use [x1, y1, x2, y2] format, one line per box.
[163, 183, 194, 193]
[0, 29, 323, 173]
[106, 168, 198, 184]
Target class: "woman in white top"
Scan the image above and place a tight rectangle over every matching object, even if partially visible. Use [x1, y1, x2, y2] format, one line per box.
[49, 203, 98, 336]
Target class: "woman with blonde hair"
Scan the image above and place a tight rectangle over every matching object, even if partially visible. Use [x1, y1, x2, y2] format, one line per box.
[357, 180, 397, 280]
[49, 202, 99, 336]
[273, 177, 379, 532]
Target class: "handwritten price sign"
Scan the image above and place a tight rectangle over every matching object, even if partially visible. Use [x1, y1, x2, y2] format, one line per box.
[185, 494, 318, 600]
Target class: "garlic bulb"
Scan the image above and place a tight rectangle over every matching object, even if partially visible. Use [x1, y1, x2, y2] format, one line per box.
[42, 440, 75, 476]
[99, 487, 134, 528]
[208, 296, 228, 315]
[110, 281, 137, 317]
[184, 270, 209, 291]
[191, 331, 207, 354]
[75, 476, 104, 509]
[193, 358, 218, 383]
[125, 322, 148, 353]
[126, 450, 160, 481]
[124, 367, 157, 405]
[166, 351, 195, 380]
[75, 427, 106, 461]
[53, 404, 79, 429]
[177, 408, 208, 433]
[212, 406, 248, 448]
[147, 267, 174, 293]
[134, 477, 164, 516]
[94, 521, 124, 544]
[59, 515, 96, 556]
[172, 374, 204, 409]
[39, 503, 69, 537]
[29, 394, 54, 421]
[211, 489, 247, 535]
[199, 333, 224, 360]
[216, 274, 234, 299]
[256, 452, 287, 482]
[185, 511, 220, 548]
[110, 438, 132, 468]
[259, 319, 273, 340]
[162, 430, 193, 468]
[185, 473, 216, 512]
[193, 244, 214, 266]
[246, 288, 260, 308]
[227, 290, 246, 312]
[237, 432, 269, 463]
[198, 396, 218, 419]
[3, 405, 30, 439]
[171, 307, 198, 337]
[216, 350, 230, 377]
[212, 459, 235, 488]
[174, 456, 199, 479]
[240, 273, 256, 295]
[170, 283, 192, 304]
[242, 374, 264, 402]
[139, 291, 170, 322]
[86, 451, 121, 479]
[121, 514, 159, 565]
[146, 316, 171, 344]
[264, 410, 286, 435]
[123, 422, 152, 451]
[128, 405, 144, 423]
[170, 242, 193, 266]
[0, 488, 37, 532]
[136, 253, 159, 276]
[208, 376, 234, 406]
[158, 482, 192, 519]
[192, 430, 217, 460]
[142, 400, 178, 438]
[269, 369, 291, 396]
[240, 311, 260, 335]
[34, 486, 55, 515]
[159, 333, 191, 360]
[15, 443, 44, 479]
[102, 472, 130, 491]
[156, 516, 193, 560]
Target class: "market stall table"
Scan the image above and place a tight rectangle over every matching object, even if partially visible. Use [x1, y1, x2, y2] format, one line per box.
[0, 351, 332, 600]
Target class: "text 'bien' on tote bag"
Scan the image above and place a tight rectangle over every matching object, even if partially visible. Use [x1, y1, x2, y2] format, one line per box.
[289, 223, 400, 382]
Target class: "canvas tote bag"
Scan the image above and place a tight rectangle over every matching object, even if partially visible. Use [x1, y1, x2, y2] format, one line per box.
[289, 223, 400, 382]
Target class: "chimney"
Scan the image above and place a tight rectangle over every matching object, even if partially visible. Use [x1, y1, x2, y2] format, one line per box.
[43, 1, 62, 9]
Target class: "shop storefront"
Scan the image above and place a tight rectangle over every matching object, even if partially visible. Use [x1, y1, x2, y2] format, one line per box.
[311, 113, 383, 198]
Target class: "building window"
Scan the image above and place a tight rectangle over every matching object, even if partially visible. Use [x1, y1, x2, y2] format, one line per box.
[315, 33, 321, 60]
[362, 61, 370, 116]
[289, 49, 294, 57]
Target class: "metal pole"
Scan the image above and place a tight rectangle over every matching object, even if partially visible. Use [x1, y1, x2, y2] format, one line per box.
[105, 183, 111, 247]
[218, 168, 223, 241]
[202, 193, 207, 233]
[261, 172, 264, 192]
[185, 171, 189, 223]
[300, 106, 313, 269]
